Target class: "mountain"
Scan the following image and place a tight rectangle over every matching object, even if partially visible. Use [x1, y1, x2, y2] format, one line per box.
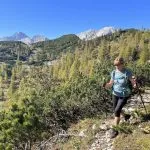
[0, 32, 28, 41]
[77, 29, 97, 40]
[32, 35, 48, 43]
[77, 26, 117, 40]
[0, 34, 80, 65]
[21, 37, 32, 45]
[32, 34, 80, 61]
[0, 27, 116, 44]
[0, 32, 48, 45]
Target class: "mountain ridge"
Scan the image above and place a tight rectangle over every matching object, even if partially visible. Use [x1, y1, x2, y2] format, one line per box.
[0, 32, 48, 45]
[77, 26, 117, 40]
[0, 26, 117, 44]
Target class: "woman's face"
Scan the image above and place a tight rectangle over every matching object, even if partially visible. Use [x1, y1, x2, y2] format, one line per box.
[115, 63, 124, 70]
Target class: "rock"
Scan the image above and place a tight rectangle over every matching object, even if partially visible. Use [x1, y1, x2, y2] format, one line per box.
[106, 138, 111, 143]
[141, 126, 150, 134]
[79, 129, 87, 137]
[95, 133, 99, 138]
[138, 124, 142, 128]
[128, 107, 135, 112]
[99, 122, 110, 131]
[92, 124, 96, 130]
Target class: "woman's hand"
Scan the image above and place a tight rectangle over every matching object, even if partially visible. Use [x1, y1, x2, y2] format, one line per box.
[130, 76, 137, 89]
[105, 80, 114, 88]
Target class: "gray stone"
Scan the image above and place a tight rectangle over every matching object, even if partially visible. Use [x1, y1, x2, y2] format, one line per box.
[99, 124, 109, 131]
[92, 124, 96, 130]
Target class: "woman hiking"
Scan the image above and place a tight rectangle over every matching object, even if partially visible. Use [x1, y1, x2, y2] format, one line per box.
[105, 57, 136, 138]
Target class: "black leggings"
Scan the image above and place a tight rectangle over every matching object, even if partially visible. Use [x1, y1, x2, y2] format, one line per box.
[112, 95, 129, 117]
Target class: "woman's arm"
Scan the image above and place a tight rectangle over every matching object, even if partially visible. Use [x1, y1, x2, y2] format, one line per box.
[105, 80, 114, 88]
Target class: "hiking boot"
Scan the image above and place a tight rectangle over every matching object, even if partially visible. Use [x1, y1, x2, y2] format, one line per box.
[110, 128, 118, 139]
[124, 114, 131, 121]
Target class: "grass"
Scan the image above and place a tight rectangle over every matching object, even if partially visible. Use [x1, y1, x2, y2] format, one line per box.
[113, 132, 150, 150]
[113, 122, 133, 134]
[55, 117, 102, 150]
[113, 105, 150, 150]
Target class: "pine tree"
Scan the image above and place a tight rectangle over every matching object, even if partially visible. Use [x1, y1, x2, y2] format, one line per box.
[69, 57, 80, 79]
[138, 42, 149, 65]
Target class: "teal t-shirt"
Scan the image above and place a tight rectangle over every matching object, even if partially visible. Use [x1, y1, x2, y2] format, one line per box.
[111, 68, 132, 97]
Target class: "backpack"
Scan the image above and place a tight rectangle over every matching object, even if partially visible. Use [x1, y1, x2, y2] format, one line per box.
[112, 69, 133, 95]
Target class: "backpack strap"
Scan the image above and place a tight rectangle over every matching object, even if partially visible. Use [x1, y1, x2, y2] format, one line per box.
[112, 70, 115, 91]
[124, 69, 128, 83]
[112, 70, 115, 80]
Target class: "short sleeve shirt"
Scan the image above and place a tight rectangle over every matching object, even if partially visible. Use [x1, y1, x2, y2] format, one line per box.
[111, 68, 132, 97]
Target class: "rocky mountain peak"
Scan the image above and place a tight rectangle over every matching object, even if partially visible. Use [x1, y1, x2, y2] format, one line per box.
[77, 26, 117, 40]
[0, 32, 48, 45]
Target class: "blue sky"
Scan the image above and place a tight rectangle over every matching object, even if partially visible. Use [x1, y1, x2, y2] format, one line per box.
[0, 0, 150, 39]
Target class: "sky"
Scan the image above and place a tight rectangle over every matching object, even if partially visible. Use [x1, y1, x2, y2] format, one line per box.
[0, 0, 150, 39]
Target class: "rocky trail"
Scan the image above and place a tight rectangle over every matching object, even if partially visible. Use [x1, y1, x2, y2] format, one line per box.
[89, 89, 150, 150]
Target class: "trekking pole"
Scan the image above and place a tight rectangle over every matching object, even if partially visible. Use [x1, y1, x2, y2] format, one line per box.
[136, 85, 148, 114]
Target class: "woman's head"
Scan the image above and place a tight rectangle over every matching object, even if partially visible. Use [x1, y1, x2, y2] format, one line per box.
[114, 57, 124, 66]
